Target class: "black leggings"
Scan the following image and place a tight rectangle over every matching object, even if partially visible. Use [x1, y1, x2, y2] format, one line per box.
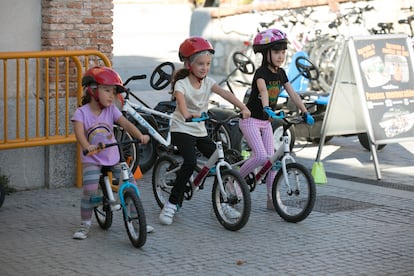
[169, 132, 216, 206]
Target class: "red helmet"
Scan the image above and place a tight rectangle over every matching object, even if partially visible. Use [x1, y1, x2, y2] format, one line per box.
[178, 36, 215, 61]
[253, 29, 288, 53]
[82, 66, 126, 92]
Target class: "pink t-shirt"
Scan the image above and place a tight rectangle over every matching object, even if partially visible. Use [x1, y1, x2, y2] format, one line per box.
[71, 104, 122, 166]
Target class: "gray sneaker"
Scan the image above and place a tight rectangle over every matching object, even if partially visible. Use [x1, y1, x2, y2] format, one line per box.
[73, 223, 90, 240]
[221, 203, 241, 219]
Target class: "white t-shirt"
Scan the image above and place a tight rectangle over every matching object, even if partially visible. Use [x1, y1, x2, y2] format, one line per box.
[170, 76, 216, 137]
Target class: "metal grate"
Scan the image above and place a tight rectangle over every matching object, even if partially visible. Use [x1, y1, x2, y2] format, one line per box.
[312, 195, 381, 214]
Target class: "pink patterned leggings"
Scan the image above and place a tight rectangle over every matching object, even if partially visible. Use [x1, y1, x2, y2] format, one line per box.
[239, 117, 276, 196]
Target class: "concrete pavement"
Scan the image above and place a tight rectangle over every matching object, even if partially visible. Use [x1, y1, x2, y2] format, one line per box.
[0, 147, 413, 275]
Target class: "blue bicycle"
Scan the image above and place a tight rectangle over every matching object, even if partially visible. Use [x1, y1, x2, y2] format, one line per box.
[83, 139, 147, 248]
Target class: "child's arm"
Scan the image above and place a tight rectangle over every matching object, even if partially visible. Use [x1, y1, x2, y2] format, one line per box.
[211, 83, 251, 119]
[116, 116, 150, 144]
[73, 121, 97, 153]
[256, 78, 270, 108]
[174, 91, 195, 119]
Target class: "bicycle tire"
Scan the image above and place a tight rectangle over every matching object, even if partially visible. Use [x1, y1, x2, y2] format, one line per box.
[272, 163, 316, 223]
[206, 120, 232, 150]
[212, 169, 251, 231]
[272, 119, 295, 151]
[152, 155, 179, 209]
[357, 133, 386, 151]
[128, 112, 159, 173]
[94, 179, 113, 229]
[122, 188, 147, 248]
[0, 183, 5, 208]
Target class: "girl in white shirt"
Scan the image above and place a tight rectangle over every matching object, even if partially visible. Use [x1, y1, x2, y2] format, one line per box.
[159, 36, 250, 225]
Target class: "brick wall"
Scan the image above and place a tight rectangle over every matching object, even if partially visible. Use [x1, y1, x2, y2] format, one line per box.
[41, 0, 113, 61]
[41, 0, 114, 97]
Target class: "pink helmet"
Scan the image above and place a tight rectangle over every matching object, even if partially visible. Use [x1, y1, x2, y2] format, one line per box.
[253, 29, 288, 53]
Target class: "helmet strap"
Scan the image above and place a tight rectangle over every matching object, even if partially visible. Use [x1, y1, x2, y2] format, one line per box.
[87, 85, 105, 109]
[267, 50, 278, 71]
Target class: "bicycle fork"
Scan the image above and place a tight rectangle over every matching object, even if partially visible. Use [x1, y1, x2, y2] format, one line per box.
[214, 142, 233, 198]
[256, 134, 297, 192]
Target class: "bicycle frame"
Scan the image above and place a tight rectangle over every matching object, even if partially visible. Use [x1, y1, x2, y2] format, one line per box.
[100, 162, 141, 215]
[234, 118, 300, 190]
[166, 140, 232, 199]
[254, 127, 296, 187]
[122, 99, 172, 148]
[198, 141, 233, 195]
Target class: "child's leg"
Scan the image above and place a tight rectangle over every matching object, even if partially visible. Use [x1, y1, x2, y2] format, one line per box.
[239, 118, 269, 178]
[80, 163, 101, 223]
[262, 123, 276, 202]
[73, 164, 101, 239]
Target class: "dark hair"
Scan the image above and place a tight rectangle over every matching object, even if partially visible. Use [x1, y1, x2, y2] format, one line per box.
[171, 68, 190, 92]
[80, 88, 92, 106]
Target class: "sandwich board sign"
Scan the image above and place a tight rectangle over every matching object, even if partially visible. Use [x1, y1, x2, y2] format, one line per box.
[315, 34, 414, 179]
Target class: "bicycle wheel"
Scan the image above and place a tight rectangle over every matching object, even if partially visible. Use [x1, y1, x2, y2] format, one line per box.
[272, 163, 316, 223]
[122, 188, 147, 248]
[212, 169, 251, 231]
[113, 125, 139, 174]
[272, 119, 295, 151]
[0, 183, 5, 208]
[152, 155, 179, 209]
[206, 120, 232, 150]
[357, 133, 386, 151]
[94, 179, 113, 229]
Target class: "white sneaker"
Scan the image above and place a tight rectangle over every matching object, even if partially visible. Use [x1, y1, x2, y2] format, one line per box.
[146, 225, 155, 233]
[159, 202, 177, 225]
[221, 203, 241, 219]
[73, 223, 90, 240]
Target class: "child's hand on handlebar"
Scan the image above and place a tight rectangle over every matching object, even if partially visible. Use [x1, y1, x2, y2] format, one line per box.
[139, 134, 150, 144]
[263, 106, 285, 120]
[186, 112, 209, 122]
[302, 112, 315, 125]
[240, 107, 251, 119]
[83, 143, 104, 156]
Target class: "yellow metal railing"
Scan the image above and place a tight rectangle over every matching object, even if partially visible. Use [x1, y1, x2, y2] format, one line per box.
[0, 50, 111, 187]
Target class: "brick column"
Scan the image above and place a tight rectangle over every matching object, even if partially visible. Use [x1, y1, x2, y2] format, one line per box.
[41, 0, 113, 61]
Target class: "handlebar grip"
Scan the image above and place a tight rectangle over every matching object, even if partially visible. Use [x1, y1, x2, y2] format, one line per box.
[264, 107, 285, 120]
[132, 75, 146, 80]
[186, 112, 209, 122]
[82, 142, 105, 156]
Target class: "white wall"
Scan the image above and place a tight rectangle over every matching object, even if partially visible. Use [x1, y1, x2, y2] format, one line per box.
[0, 0, 42, 51]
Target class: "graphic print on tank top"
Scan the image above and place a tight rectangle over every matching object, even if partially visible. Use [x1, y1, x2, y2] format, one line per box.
[267, 80, 282, 107]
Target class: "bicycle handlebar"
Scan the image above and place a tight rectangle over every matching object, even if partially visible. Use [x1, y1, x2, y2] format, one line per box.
[185, 112, 210, 122]
[264, 107, 285, 120]
[82, 139, 142, 156]
[123, 74, 146, 86]
[186, 111, 243, 124]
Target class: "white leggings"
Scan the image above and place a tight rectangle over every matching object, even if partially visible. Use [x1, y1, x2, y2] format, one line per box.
[239, 117, 276, 196]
